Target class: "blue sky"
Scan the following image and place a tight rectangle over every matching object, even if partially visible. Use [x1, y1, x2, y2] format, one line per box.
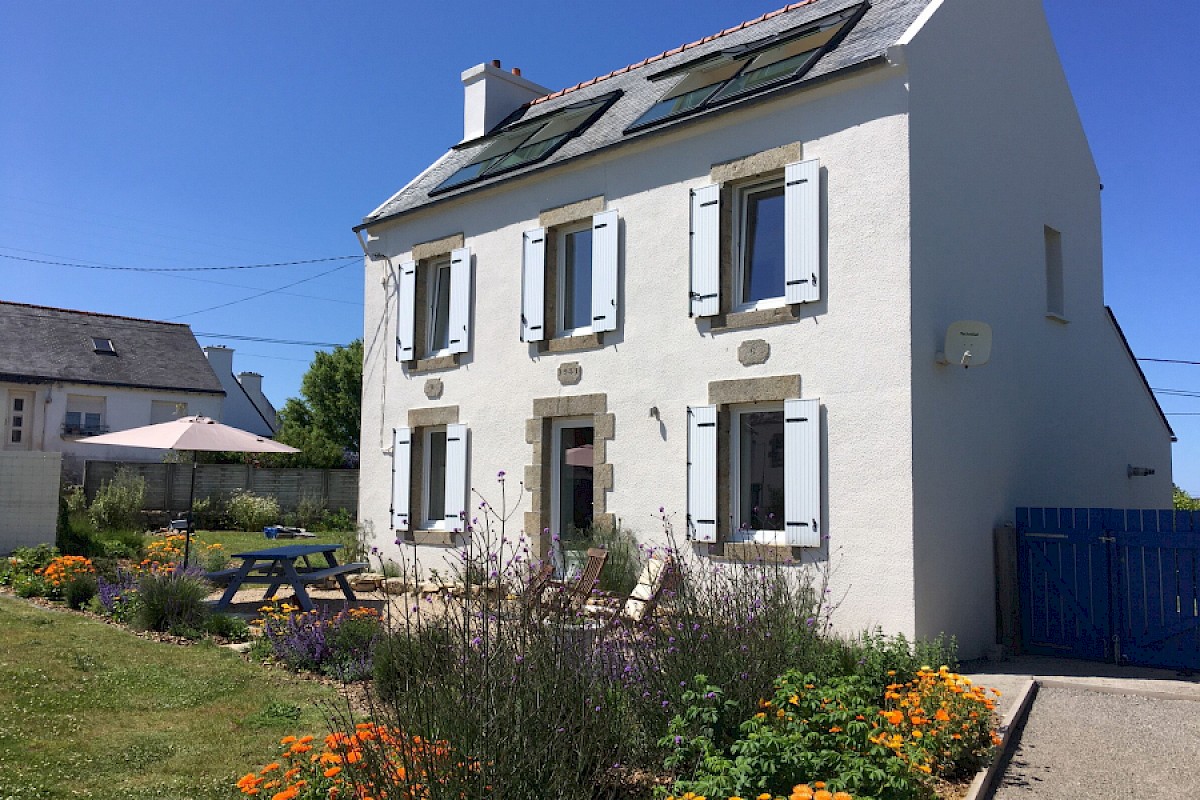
[1, 0, 1197, 491]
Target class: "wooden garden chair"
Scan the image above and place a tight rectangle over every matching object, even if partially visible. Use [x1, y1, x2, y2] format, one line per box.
[587, 553, 678, 627]
[542, 547, 608, 616]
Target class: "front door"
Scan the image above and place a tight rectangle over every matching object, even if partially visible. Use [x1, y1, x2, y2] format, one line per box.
[5, 391, 34, 450]
[551, 420, 595, 549]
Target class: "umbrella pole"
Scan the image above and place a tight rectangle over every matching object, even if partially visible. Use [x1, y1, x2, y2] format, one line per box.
[184, 457, 197, 569]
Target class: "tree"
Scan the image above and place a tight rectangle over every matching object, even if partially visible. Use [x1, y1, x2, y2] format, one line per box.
[275, 340, 362, 468]
[1174, 484, 1200, 512]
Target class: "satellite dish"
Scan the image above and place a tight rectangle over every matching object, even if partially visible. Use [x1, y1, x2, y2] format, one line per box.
[937, 321, 992, 368]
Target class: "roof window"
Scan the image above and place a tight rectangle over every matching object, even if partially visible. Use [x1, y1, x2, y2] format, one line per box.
[92, 337, 116, 355]
[432, 92, 620, 194]
[627, 5, 864, 131]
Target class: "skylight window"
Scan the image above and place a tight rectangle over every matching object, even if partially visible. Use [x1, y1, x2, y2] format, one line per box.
[91, 337, 116, 355]
[628, 5, 864, 131]
[433, 93, 620, 194]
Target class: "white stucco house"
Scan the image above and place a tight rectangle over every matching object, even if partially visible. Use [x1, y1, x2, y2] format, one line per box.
[354, 0, 1173, 656]
[0, 301, 226, 481]
[203, 345, 279, 437]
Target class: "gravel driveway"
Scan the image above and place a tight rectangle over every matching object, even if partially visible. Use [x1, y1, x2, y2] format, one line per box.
[993, 685, 1200, 798]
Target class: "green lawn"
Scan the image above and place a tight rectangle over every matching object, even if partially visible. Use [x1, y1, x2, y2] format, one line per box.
[195, 529, 360, 563]
[0, 595, 340, 799]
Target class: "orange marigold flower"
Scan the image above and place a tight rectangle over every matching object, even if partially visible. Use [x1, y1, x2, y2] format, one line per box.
[324, 766, 342, 778]
[814, 792, 832, 800]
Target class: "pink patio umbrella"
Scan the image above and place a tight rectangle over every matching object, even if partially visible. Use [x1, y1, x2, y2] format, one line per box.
[80, 415, 299, 566]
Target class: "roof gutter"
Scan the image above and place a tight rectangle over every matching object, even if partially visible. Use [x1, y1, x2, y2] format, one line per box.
[353, 53, 891, 234]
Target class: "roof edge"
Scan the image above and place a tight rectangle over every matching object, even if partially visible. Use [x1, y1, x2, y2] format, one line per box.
[0, 373, 227, 396]
[1106, 306, 1176, 442]
[0, 300, 194, 328]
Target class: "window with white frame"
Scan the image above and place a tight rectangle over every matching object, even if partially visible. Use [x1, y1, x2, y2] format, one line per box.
[391, 423, 468, 534]
[734, 178, 787, 310]
[396, 248, 472, 363]
[557, 222, 594, 336]
[690, 159, 820, 318]
[521, 210, 619, 343]
[426, 255, 454, 357]
[687, 398, 821, 546]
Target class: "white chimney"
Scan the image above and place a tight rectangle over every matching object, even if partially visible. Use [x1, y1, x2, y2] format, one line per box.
[237, 371, 263, 397]
[203, 345, 234, 375]
[461, 60, 551, 142]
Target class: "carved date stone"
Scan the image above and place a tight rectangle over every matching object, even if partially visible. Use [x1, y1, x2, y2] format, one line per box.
[423, 378, 444, 400]
[738, 339, 771, 366]
[557, 362, 582, 386]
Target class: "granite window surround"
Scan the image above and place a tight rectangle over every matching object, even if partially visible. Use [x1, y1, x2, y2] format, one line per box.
[401, 404, 462, 546]
[705, 142, 817, 332]
[534, 197, 609, 354]
[404, 233, 466, 374]
[523, 393, 615, 560]
[702, 374, 811, 561]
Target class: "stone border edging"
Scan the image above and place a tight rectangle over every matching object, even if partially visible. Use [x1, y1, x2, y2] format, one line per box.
[962, 678, 1038, 800]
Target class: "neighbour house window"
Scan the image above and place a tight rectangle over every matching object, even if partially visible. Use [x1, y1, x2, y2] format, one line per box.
[1045, 226, 1065, 319]
[687, 397, 821, 547]
[91, 337, 116, 355]
[396, 248, 472, 364]
[690, 159, 820, 319]
[432, 93, 620, 194]
[521, 210, 620, 344]
[628, 6, 864, 132]
[63, 395, 106, 436]
[391, 423, 468, 535]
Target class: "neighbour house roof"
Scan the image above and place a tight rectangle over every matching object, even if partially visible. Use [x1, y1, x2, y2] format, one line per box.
[0, 301, 226, 395]
[361, 0, 933, 228]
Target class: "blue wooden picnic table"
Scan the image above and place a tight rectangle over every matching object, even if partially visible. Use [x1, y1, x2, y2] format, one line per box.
[207, 543, 368, 612]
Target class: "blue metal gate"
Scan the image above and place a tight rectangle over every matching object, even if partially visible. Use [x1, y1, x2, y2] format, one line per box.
[1017, 507, 1200, 671]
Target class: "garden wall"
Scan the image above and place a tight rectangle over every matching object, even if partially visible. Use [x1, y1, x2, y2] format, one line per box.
[0, 451, 61, 554]
[82, 461, 357, 515]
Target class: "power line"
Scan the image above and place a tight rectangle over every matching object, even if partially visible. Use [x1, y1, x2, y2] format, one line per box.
[1139, 358, 1200, 366]
[165, 262, 355, 320]
[193, 332, 347, 348]
[0, 251, 359, 271]
[1152, 388, 1200, 399]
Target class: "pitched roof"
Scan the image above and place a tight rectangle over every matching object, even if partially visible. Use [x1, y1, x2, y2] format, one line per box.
[0, 302, 226, 395]
[361, 0, 933, 228]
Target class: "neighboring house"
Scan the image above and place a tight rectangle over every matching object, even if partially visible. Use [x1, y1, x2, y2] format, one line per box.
[202, 345, 279, 437]
[354, 0, 1174, 657]
[0, 302, 225, 481]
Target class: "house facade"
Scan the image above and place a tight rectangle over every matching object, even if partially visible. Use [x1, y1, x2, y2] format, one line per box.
[203, 345, 279, 437]
[355, 0, 1173, 656]
[0, 302, 226, 481]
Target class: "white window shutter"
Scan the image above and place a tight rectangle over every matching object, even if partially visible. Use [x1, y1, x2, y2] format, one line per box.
[689, 185, 721, 317]
[785, 159, 820, 304]
[443, 423, 468, 532]
[687, 405, 718, 543]
[396, 260, 417, 361]
[448, 247, 471, 354]
[590, 209, 619, 333]
[784, 398, 821, 547]
[392, 427, 412, 531]
[521, 228, 546, 342]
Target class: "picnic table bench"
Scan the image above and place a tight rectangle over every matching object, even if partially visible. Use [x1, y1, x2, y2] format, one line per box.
[206, 543, 368, 612]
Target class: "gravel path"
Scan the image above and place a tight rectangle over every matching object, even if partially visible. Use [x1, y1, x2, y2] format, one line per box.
[993, 686, 1200, 799]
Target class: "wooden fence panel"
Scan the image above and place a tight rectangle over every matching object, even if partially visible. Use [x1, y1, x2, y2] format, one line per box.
[83, 460, 357, 515]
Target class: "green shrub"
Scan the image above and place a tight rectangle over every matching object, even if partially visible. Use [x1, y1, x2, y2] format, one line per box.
[135, 569, 210, 633]
[2, 544, 58, 587]
[287, 494, 326, 529]
[829, 629, 959, 695]
[226, 491, 280, 532]
[64, 484, 88, 514]
[88, 467, 146, 532]
[13, 572, 49, 598]
[205, 613, 250, 642]
[96, 529, 145, 560]
[191, 495, 227, 529]
[317, 507, 355, 532]
[664, 671, 928, 800]
[64, 573, 98, 610]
